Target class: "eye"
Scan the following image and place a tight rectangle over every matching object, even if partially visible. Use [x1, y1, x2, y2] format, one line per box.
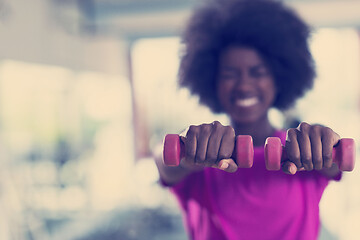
[250, 67, 270, 78]
[218, 69, 238, 81]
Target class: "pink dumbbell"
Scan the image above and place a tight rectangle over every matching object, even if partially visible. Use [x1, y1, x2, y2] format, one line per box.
[265, 137, 356, 171]
[163, 134, 254, 168]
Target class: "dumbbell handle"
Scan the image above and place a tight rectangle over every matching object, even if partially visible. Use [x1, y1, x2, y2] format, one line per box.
[265, 137, 355, 171]
[163, 134, 254, 167]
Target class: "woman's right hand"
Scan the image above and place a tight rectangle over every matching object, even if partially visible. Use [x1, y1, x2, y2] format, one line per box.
[179, 121, 238, 173]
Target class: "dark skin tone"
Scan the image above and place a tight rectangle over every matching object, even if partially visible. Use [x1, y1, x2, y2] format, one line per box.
[155, 46, 340, 186]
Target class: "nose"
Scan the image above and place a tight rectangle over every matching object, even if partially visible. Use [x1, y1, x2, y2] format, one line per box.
[234, 73, 253, 91]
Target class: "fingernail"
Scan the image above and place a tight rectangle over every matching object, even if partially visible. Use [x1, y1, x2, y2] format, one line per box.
[220, 162, 229, 170]
[290, 165, 297, 174]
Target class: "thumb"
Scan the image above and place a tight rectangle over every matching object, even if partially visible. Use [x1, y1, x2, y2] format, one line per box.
[215, 159, 238, 173]
[281, 161, 298, 175]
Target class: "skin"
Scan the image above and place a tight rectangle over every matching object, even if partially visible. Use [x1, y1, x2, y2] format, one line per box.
[155, 46, 340, 186]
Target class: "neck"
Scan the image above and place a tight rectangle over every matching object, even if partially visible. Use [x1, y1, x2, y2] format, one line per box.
[231, 115, 275, 146]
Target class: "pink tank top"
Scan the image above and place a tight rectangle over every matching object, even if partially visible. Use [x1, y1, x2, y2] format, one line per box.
[167, 130, 339, 240]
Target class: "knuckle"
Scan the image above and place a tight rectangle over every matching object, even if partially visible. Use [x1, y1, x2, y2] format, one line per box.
[212, 122, 223, 133]
[207, 149, 218, 161]
[312, 124, 322, 132]
[309, 125, 321, 137]
[314, 163, 322, 170]
[313, 157, 322, 167]
[309, 131, 319, 139]
[287, 128, 298, 139]
[196, 155, 206, 163]
[288, 152, 300, 162]
[323, 152, 332, 161]
[224, 126, 235, 136]
[212, 120, 222, 127]
[219, 152, 232, 160]
[206, 156, 217, 163]
[301, 155, 312, 164]
[200, 124, 212, 134]
[298, 122, 310, 132]
[188, 125, 199, 135]
[322, 126, 334, 136]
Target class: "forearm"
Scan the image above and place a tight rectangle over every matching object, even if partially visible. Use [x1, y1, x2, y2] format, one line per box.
[153, 143, 203, 186]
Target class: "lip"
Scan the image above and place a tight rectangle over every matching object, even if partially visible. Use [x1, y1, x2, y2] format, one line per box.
[235, 97, 259, 107]
[232, 95, 260, 108]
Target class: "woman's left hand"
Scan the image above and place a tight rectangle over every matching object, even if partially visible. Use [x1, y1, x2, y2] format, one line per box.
[283, 122, 341, 175]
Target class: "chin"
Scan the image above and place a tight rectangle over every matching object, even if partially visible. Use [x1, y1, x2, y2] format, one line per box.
[231, 115, 259, 125]
[230, 110, 268, 125]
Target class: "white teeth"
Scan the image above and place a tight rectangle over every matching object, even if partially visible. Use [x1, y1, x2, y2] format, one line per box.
[235, 97, 259, 107]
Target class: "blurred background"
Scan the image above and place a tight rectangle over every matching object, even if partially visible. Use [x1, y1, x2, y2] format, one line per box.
[0, 0, 360, 239]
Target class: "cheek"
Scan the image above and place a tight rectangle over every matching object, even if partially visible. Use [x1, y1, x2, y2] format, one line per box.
[261, 78, 277, 103]
[217, 82, 232, 103]
[267, 80, 277, 103]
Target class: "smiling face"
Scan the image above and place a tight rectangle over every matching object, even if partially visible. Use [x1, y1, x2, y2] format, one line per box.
[217, 46, 277, 125]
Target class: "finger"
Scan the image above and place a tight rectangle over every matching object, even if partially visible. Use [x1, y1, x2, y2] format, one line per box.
[195, 124, 212, 165]
[218, 126, 235, 162]
[281, 161, 298, 175]
[206, 122, 225, 165]
[285, 129, 301, 168]
[297, 128, 313, 171]
[217, 159, 238, 173]
[309, 128, 323, 170]
[179, 127, 189, 138]
[184, 126, 197, 164]
[321, 127, 340, 168]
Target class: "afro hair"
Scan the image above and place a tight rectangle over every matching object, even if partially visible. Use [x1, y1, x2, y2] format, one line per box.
[178, 0, 316, 113]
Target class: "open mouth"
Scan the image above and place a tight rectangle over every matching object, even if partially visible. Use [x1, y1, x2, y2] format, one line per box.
[235, 97, 259, 107]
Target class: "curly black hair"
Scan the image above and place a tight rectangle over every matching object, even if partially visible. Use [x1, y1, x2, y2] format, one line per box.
[178, 0, 316, 113]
